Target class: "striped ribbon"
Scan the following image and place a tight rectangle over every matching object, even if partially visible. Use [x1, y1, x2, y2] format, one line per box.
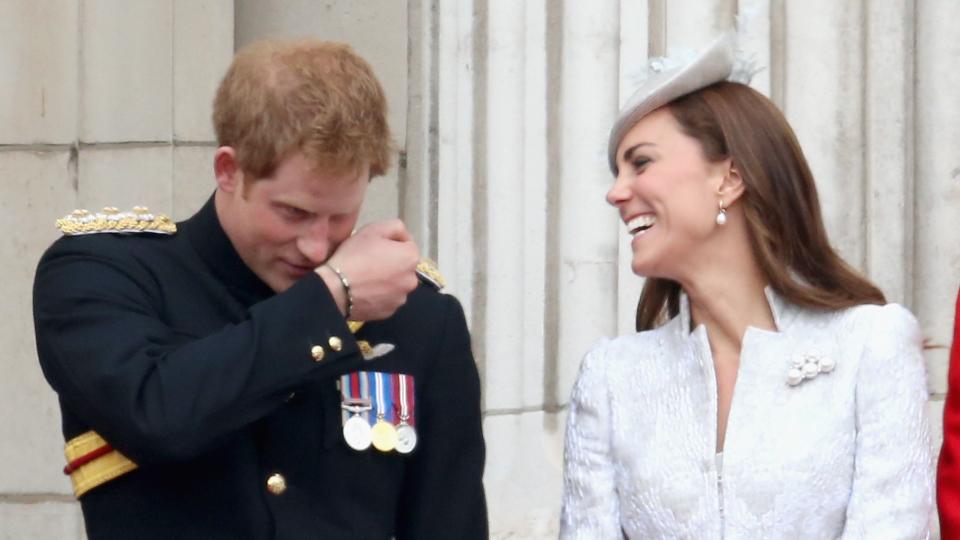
[341, 372, 415, 427]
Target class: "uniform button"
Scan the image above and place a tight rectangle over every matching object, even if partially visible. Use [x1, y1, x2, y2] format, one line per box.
[328, 336, 343, 352]
[311, 345, 325, 362]
[266, 473, 287, 495]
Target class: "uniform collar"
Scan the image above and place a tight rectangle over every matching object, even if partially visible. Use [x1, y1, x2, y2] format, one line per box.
[676, 285, 795, 337]
[180, 195, 275, 304]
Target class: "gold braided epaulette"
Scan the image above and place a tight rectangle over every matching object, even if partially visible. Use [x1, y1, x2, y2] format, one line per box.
[344, 259, 444, 360]
[415, 258, 446, 290]
[344, 259, 446, 339]
[56, 206, 177, 236]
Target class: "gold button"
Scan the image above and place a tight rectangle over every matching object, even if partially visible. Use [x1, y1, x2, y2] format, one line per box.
[266, 473, 287, 495]
[328, 336, 343, 352]
[310, 345, 325, 362]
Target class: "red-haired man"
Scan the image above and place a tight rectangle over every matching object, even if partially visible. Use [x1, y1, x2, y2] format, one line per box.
[34, 40, 487, 539]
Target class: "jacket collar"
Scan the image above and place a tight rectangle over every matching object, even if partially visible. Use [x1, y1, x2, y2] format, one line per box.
[676, 286, 796, 337]
[180, 195, 275, 305]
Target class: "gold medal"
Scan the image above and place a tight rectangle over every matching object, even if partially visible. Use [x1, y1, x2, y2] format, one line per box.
[371, 419, 398, 452]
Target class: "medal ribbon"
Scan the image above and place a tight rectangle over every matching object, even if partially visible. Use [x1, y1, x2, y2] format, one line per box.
[342, 371, 409, 427]
[359, 371, 372, 424]
[391, 374, 415, 427]
[341, 372, 372, 424]
[371, 371, 395, 423]
[391, 374, 401, 421]
[340, 373, 351, 425]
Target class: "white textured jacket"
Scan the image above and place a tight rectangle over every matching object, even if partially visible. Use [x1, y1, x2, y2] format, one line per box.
[561, 290, 933, 539]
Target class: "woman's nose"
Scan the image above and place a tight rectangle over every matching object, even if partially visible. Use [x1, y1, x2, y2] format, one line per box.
[606, 173, 631, 207]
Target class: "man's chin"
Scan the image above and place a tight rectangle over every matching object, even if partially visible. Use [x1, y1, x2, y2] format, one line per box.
[269, 262, 314, 292]
[258, 271, 295, 294]
[275, 273, 304, 292]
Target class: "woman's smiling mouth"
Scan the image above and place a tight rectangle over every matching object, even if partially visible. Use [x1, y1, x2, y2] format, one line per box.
[626, 214, 657, 236]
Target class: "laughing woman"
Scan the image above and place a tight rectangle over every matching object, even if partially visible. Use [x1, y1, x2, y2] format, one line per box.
[560, 34, 933, 539]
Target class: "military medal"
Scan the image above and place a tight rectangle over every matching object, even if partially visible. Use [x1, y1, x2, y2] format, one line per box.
[340, 371, 417, 453]
[394, 423, 417, 454]
[393, 373, 418, 454]
[371, 420, 398, 452]
[340, 373, 373, 451]
[370, 372, 398, 452]
[343, 409, 373, 451]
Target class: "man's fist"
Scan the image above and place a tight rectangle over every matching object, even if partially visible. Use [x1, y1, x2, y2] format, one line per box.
[317, 219, 420, 321]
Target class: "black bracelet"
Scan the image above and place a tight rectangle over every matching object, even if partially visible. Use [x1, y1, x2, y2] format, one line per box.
[324, 264, 353, 319]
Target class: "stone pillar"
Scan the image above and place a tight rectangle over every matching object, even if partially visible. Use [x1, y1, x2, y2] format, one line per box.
[916, 1, 960, 510]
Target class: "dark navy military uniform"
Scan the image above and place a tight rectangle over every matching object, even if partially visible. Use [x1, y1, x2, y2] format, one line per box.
[33, 198, 488, 539]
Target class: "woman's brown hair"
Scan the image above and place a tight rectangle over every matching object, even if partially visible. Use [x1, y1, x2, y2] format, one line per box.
[635, 81, 885, 331]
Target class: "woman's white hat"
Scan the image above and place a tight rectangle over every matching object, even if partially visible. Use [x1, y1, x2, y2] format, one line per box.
[607, 32, 754, 173]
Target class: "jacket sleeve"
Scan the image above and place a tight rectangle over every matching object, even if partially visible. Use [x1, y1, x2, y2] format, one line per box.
[938, 289, 960, 538]
[560, 340, 622, 540]
[395, 294, 488, 539]
[33, 250, 361, 465]
[841, 304, 934, 538]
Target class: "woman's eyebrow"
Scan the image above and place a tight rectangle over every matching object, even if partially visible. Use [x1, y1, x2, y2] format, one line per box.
[622, 142, 655, 163]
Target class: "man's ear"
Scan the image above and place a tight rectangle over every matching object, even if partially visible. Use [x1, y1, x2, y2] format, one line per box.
[214, 147, 243, 194]
[716, 159, 745, 205]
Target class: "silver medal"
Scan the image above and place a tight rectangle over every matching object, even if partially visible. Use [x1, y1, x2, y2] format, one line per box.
[395, 422, 418, 454]
[343, 414, 372, 451]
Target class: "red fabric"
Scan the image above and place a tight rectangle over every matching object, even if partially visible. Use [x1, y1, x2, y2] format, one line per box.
[63, 444, 114, 475]
[938, 289, 960, 539]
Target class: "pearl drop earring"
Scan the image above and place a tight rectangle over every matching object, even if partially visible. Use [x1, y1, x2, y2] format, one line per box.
[716, 199, 727, 226]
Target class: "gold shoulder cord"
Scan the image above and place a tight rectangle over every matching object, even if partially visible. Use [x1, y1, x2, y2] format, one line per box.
[56, 206, 176, 236]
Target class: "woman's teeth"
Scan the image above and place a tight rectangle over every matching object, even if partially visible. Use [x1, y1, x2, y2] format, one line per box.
[627, 215, 656, 235]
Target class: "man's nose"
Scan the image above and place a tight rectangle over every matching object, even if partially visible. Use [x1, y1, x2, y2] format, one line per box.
[296, 218, 331, 266]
